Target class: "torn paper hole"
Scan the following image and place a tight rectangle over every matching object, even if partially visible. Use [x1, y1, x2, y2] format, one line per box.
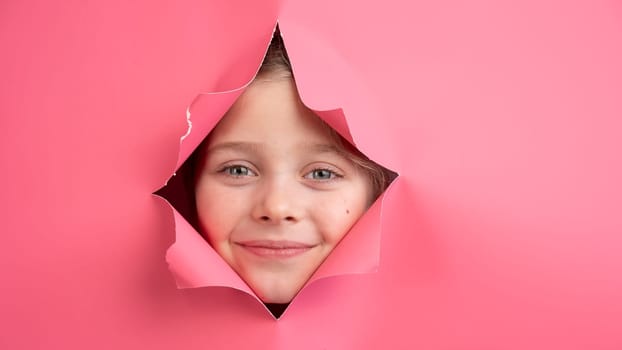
[155, 23, 398, 319]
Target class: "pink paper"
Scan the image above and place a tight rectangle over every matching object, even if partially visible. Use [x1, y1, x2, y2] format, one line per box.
[161, 23, 398, 311]
[2, 0, 622, 349]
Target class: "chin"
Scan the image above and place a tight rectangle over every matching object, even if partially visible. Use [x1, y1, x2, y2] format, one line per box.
[254, 284, 300, 304]
[258, 291, 296, 304]
[242, 268, 312, 305]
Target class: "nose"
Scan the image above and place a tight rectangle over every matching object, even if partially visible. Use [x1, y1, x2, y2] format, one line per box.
[252, 177, 303, 224]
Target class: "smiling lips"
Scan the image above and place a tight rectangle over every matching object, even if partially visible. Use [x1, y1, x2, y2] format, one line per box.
[236, 240, 315, 258]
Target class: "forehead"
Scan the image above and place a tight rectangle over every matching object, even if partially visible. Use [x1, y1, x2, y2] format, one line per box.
[207, 78, 337, 147]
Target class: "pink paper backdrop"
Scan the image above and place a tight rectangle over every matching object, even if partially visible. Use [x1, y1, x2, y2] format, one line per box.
[2, 1, 621, 349]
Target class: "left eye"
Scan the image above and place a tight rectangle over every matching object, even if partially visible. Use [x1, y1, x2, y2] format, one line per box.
[306, 169, 337, 180]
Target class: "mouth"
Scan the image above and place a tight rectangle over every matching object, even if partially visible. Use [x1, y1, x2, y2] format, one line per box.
[235, 240, 316, 259]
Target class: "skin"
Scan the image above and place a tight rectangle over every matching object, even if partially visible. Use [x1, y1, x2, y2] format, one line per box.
[195, 76, 372, 304]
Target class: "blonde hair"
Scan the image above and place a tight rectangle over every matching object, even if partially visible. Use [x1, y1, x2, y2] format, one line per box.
[261, 27, 393, 202]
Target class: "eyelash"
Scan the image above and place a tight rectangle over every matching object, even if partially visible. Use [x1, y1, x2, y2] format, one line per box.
[217, 164, 343, 181]
[303, 167, 343, 181]
[218, 164, 257, 177]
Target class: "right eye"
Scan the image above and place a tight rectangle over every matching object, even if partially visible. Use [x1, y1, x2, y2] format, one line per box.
[222, 165, 256, 177]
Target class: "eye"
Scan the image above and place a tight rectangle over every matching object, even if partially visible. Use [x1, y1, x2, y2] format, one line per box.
[304, 168, 342, 181]
[222, 165, 256, 177]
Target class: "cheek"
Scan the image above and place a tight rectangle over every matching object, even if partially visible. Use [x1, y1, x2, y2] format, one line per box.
[195, 182, 244, 243]
[313, 189, 369, 244]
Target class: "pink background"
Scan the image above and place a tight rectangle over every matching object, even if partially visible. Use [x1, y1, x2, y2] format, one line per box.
[2, 0, 621, 349]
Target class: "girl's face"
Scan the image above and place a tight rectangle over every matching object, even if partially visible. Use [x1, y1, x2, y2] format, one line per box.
[195, 77, 372, 304]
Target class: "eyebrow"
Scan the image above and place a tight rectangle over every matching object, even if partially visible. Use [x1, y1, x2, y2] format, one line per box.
[207, 141, 347, 157]
[303, 143, 349, 157]
[206, 141, 263, 153]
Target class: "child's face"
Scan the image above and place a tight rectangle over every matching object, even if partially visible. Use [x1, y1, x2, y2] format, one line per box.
[195, 77, 372, 304]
